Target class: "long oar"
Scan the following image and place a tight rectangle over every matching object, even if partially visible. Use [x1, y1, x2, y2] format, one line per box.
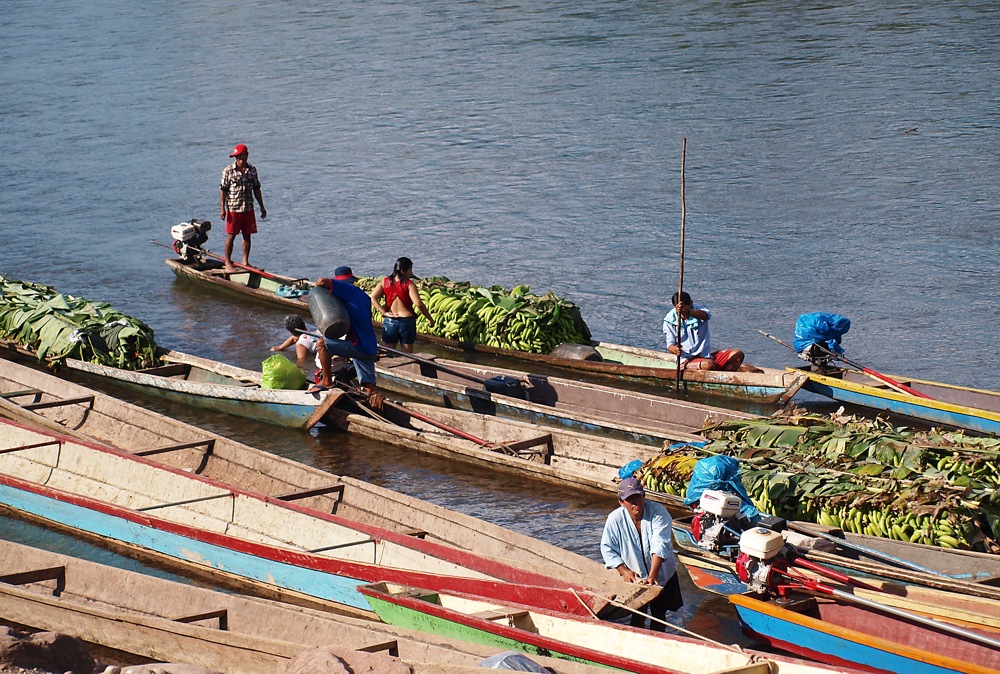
[791, 576, 1000, 651]
[675, 138, 687, 392]
[758, 329, 931, 399]
[150, 240, 310, 286]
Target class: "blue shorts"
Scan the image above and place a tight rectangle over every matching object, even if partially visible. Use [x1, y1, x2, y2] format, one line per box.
[323, 338, 377, 386]
[382, 316, 417, 345]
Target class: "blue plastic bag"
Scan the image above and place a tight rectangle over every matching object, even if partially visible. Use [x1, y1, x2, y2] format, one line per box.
[793, 312, 851, 355]
[684, 455, 761, 519]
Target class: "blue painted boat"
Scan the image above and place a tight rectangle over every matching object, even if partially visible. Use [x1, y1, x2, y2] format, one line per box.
[730, 590, 1000, 674]
[0, 417, 619, 618]
[797, 367, 1000, 436]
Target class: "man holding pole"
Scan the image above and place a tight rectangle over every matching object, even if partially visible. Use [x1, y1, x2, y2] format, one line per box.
[662, 291, 745, 371]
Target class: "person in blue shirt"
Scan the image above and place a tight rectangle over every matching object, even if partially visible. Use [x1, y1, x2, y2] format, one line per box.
[312, 266, 383, 409]
[601, 477, 683, 631]
[662, 291, 745, 371]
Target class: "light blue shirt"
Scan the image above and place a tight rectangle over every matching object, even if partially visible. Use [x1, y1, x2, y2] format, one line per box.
[601, 500, 677, 585]
[663, 305, 712, 360]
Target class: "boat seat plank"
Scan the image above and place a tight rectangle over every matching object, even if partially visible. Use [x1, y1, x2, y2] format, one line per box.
[275, 485, 345, 502]
[21, 396, 95, 411]
[0, 440, 62, 455]
[0, 565, 66, 588]
[0, 388, 40, 399]
[136, 363, 191, 377]
[307, 538, 375, 554]
[399, 528, 427, 539]
[470, 608, 530, 621]
[494, 434, 552, 455]
[356, 640, 400, 656]
[172, 608, 228, 630]
[137, 492, 233, 512]
[137, 439, 215, 457]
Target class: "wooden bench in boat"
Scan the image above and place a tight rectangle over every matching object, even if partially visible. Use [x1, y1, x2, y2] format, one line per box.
[136, 363, 191, 378]
[470, 608, 531, 621]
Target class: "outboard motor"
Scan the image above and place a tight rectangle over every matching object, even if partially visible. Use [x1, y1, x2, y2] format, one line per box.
[735, 527, 787, 595]
[690, 489, 744, 555]
[171, 219, 212, 262]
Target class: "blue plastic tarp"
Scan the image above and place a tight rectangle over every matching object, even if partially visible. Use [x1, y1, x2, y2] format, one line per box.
[684, 455, 761, 519]
[793, 312, 851, 355]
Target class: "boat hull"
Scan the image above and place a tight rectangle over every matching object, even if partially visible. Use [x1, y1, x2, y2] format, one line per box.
[730, 592, 1000, 674]
[799, 368, 1000, 435]
[165, 257, 804, 402]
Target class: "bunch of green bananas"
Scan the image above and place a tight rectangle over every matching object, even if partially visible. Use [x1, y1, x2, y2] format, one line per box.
[636, 454, 698, 496]
[357, 275, 590, 354]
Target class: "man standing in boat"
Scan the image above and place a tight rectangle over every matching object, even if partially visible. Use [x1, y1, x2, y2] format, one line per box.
[219, 143, 266, 272]
[601, 477, 683, 631]
[312, 266, 384, 410]
[663, 292, 744, 371]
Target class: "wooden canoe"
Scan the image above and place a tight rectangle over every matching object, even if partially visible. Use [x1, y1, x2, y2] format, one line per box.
[374, 352, 756, 446]
[360, 582, 868, 674]
[797, 366, 1000, 435]
[729, 589, 1000, 674]
[0, 418, 626, 618]
[0, 539, 617, 674]
[0, 339, 340, 430]
[0, 355, 654, 611]
[165, 256, 806, 402]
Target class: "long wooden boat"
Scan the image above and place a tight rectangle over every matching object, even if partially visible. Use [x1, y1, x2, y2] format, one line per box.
[0, 339, 339, 430]
[729, 589, 1000, 674]
[0, 355, 653, 610]
[360, 581, 868, 674]
[374, 352, 755, 446]
[165, 255, 806, 402]
[797, 366, 1000, 435]
[0, 418, 628, 618]
[0, 540, 614, 674]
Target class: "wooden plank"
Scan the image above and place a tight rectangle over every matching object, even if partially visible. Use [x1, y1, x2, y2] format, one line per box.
[136, 363, 191, 377]
[0, 566, 66, 588]
[22, 396, 95, 411]
[470, 608, 530, 621]
[307, 539, 375, 554]
[0, 440, 61, 455]
[356, 640, 400, 656]
[136, 492, 233, 512]
[136, 439, 215, 457]
[275, 485, 345, 502]
[0, 389, 40, 399]
[171, 608, 228, 629]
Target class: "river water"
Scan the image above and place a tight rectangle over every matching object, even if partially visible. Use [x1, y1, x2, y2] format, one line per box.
[1, 0, 998, 657]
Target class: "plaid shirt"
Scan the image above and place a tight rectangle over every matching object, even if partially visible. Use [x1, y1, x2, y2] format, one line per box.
[220, 162, 261, 213]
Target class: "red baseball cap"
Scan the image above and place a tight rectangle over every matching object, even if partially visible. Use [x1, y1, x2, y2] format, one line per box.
[229, 143, 249, 157]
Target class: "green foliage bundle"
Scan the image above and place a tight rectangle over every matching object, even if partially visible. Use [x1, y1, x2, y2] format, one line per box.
[357, 275, 591, 354]
[634, 411, 999, 552]
[0, 276, 159, 369]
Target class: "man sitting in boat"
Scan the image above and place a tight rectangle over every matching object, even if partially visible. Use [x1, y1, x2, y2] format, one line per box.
[662, 292, 744, 371]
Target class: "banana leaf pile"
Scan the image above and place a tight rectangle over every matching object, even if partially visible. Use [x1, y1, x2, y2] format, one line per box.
[0, 276, 159, 369]
[635, 411, 999, 552]
[356, 275, 591, 354]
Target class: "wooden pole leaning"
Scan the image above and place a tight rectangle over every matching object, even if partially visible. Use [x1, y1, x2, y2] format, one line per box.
[675, 138, 687, 392]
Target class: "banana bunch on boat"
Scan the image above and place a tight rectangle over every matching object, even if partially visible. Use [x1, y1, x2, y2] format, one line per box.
[0, 276, 159, 369]
[357, 275, 591, 354]
[700, 413, 1000, 551]
[635, 453, 699, 496]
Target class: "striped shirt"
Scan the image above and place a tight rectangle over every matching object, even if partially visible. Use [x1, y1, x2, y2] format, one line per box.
[220, 163, 261, 213]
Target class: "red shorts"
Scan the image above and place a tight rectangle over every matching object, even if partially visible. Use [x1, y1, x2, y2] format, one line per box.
[712, 349, 741, 371]
[225, 210, 257, 236]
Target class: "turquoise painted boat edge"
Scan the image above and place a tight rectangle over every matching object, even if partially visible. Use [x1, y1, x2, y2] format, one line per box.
[803, 379, 1000, 435]
[731, 598, 957, 674]
[0, 483, 371, 610]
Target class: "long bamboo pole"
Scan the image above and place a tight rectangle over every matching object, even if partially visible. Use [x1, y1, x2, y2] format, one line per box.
[675, 138, 687, 391]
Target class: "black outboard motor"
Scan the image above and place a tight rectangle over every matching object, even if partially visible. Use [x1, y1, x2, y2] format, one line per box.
[171, 219, 212, 262]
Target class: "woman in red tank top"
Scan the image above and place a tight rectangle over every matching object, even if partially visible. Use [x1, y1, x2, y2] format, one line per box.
[370, 257, 436, 352]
